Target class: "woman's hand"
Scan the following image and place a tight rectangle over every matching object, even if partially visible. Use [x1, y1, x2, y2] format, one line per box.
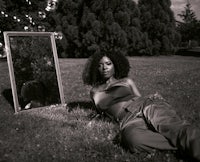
[148, 92, 164, 100]
[88, 111, 102, 120]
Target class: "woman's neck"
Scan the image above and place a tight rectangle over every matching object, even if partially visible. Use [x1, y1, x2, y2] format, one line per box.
[102, 77, 118, 90]
[105, 76, 116, 85]
[94, 77, 118, 91]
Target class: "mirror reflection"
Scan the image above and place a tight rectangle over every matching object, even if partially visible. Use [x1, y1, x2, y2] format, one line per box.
[4, 32, 64, 112]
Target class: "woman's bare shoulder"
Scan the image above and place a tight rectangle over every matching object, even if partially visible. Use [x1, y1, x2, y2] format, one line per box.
[119, 77, 135, 85]
[90, 78, 135, 93]
[123, 77, 141, 96]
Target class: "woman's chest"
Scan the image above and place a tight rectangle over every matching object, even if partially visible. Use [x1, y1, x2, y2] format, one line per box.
[93, 86, 134, 109]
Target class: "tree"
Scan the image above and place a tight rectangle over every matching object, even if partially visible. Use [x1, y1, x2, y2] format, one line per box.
[50, 0, 82, 57]
[1, 0, 183, 57]
[81, 0, 152, 57]
[0, 0, 49, 42]
[178, 1, 197, 24]
[0, 0, 6, 11]
[81, 1, 130, 57]
[0, 0, 10, 43]
[138, 0, 181, 55]
[177, 0, 200, 47]
[54, 0, 153, 57]
[0, 0, 68, 58]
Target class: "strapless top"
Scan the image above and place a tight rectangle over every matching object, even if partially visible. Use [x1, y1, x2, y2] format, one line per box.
[92, 81, 137, 120]
[91, 80, 165, 123]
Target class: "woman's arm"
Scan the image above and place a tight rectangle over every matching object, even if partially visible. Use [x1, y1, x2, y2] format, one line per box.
[90, 88, 103, 113]
[89, 88, 106, 119]
[126, 78, 141, 97]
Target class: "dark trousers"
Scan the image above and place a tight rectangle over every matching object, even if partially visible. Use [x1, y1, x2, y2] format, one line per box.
[121, 101, 200, 161]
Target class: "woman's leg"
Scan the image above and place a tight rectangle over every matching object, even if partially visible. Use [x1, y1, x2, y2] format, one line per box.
[143, 101, 200, 161]
[121, 117, 177, 153]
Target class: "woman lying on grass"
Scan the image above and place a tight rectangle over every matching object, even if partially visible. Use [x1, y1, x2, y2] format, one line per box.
[82, 50, 200, 162]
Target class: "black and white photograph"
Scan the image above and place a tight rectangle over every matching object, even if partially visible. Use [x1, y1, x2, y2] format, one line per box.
[0, 0, 200, 162]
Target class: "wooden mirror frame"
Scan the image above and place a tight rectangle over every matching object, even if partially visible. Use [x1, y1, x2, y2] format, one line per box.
[3, 32, 65, 113]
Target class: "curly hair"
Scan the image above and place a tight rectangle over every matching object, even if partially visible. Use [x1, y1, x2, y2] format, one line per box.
[82, 50, 130, 86]
[21, 80, 46, 104]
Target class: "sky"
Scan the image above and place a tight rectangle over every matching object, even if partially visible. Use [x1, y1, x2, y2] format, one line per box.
[133, 0, 200, 21]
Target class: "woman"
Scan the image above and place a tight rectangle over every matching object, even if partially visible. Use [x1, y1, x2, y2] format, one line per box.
[21, 80, 46, 109]
[82, 51, 200, 161]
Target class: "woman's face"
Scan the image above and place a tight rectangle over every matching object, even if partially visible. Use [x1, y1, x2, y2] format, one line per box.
[98, 56, 115, 80]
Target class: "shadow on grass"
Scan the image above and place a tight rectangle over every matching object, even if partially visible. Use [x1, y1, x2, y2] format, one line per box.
[1, 88, 26, 111]
[175, 48, 200, 57]
[66, 100, 109, 122]
[1, 89, 14, 107]
[67, 100, 94, 112]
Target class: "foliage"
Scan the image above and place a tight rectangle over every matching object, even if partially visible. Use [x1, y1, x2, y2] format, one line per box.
[0, 0, 6, 11]
[1, 0, 181, 56]
[177, 1, 200, 46]
[0, 0, 47, 42]
[138, 0, 181, 55]
[51, 0, 156, 57]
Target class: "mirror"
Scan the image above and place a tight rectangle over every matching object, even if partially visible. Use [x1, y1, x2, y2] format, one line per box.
[3, 32, 65, 113]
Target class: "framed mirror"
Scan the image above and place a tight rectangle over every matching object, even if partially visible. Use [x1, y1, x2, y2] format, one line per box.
[3, 32, 65, 113]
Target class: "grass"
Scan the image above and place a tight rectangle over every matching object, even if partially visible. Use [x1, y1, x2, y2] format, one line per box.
[0, 56, 200, 162]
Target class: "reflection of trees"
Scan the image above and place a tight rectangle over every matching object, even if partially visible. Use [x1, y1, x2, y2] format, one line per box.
[10, 36, 60, 107]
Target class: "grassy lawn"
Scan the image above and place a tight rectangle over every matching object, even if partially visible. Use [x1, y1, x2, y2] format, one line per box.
[0, 56, 200, 162]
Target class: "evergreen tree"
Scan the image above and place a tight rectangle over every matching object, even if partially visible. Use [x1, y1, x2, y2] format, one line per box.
[2, 0, 184, 57]
[178, 1, 197, 23]
[81, 0, 130, 57]
[55, 0, 152, 57]
[138, 0, 181, 55]
[53, 0, 82, 57]
[177, 1, 199, 46]
[80, 0, 151, 57]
